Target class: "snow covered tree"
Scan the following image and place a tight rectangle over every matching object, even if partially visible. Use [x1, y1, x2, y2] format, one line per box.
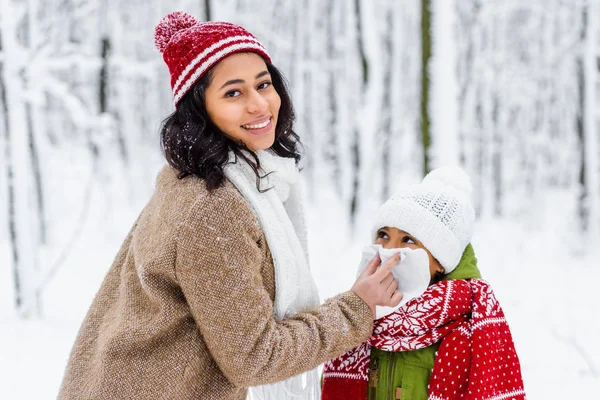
[452, 0, 594, 236]
[577, 0, 600, 240]
[1, 0, 43, 318]
[1, 0, 600, 318]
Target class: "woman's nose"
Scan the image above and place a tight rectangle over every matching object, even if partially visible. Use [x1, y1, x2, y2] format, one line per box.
[247, 90, 268, 114]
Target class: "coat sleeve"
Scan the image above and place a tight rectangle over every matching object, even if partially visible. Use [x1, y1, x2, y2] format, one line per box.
[174, 190, 373, 387]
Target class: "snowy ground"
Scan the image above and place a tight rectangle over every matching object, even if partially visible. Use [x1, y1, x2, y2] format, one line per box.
[1, 179, 599, 399]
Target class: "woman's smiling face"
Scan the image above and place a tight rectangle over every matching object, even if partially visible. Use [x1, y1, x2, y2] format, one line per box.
[374, 226, 444, 283]
[204, 52, 281, 151]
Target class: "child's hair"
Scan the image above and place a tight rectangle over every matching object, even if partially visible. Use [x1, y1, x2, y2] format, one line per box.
[372, 166, 475, 272]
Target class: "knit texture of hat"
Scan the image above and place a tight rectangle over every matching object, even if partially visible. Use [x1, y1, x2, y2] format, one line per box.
[372, 166, 476, 273]
[154, 12, 271, 107]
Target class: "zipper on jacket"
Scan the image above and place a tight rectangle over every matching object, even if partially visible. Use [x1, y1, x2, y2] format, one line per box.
[387, 352, 396, 400]
[368, 356, 379, 399]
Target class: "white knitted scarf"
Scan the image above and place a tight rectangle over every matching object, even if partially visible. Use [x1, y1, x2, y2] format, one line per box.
[223, 149, 321, 400]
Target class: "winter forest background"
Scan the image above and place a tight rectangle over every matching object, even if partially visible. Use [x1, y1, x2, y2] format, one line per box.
[1, 0, 600, 398]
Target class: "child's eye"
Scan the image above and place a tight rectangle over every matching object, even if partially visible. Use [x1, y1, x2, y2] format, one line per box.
[376, 230, 388, 240]
[402, 236, 416, 244]
[225, 89, 241, 98]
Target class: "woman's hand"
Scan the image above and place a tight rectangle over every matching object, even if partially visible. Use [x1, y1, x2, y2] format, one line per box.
[350, 253, 403, 317]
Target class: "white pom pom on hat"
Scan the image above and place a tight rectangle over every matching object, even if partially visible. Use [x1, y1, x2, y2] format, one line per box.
[154, 11, 199, 54]
[422, 165, 473, 197]
[372, 165, 476, 273]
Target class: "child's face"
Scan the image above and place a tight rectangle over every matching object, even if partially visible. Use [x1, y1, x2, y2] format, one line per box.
[374, 226, 444, 283]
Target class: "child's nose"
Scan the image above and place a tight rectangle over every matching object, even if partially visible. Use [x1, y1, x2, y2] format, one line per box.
[384, 242, 405, 249]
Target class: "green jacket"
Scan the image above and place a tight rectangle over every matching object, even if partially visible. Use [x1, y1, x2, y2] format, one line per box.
[367, 244, 481, 400]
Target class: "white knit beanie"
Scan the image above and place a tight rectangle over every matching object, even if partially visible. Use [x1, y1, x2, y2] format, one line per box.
[371, 165, 475, 273]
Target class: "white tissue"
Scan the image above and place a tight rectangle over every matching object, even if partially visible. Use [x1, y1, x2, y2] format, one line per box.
[357, 244, 431, 319]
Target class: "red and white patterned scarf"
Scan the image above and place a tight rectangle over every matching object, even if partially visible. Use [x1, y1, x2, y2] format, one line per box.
[322, 279, 526, 400]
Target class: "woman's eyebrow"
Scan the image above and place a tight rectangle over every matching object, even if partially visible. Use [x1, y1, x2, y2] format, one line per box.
[255, 70, 269, 79]
[220, 79, 244, 90]
[219, 71, 270, 90]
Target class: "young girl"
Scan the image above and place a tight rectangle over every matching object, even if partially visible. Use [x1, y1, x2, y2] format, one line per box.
[322, 166, 526, 400]
[58, 12, 403, 400]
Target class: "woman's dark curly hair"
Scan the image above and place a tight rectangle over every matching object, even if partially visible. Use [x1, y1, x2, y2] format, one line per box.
[160, 58, 302, 192]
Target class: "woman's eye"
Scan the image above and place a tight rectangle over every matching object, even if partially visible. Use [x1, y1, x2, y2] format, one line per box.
[257, 81, 272, 90]
[225, 90, 241, 98]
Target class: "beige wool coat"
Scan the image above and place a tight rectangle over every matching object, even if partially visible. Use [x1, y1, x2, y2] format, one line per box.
[58, 166, 374, 400]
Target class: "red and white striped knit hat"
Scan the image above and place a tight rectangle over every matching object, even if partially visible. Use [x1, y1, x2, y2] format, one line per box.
[154, 12, 271, 107]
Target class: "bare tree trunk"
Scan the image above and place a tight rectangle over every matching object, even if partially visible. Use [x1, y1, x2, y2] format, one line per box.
[491, 93, 502, 216]
[583, 2, 599, 239]
[204, 0, 212, 21]
[99, 37, 110, 114]
[300, 0, 315, 197]
[354, 0, 368, 88]
[326, 0, 341, 196]
[578, 4, 600, 238]
[25, 96, 46, 244]
[99, 35, 125, 165]
[2, 89, 22, 312]
[381, 8, 393, 200]
[577, 55, 587, 232]
[0, 0, 41, 318]
[0, 31, 21, 311]
[420, 0, 432, 175]
[429, 0, 459, 168]
[350, 0, 367, 222]
[21, 0, 46, 246]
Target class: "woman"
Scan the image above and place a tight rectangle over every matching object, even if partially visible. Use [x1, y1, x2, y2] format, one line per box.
[57, 12, 403, 400]
[322, 166, 526, 400]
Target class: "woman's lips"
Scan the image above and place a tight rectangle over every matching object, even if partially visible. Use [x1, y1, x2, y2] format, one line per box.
[241, 117, 273, 135]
